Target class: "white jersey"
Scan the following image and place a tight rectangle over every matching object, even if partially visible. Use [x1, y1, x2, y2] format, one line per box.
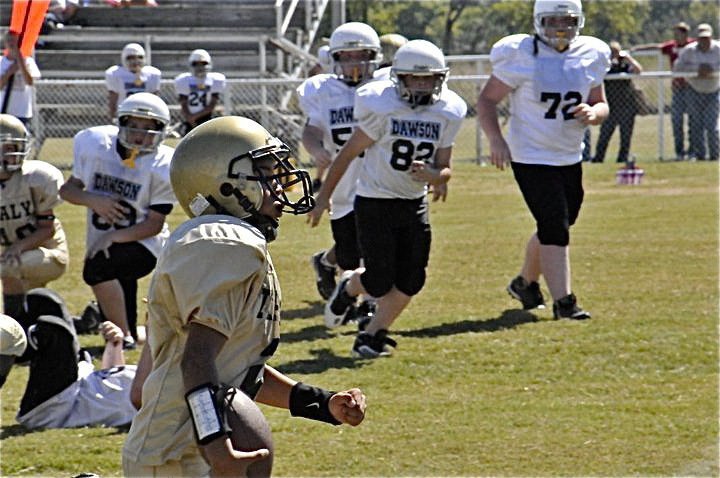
[0, 160, 67, 253]
[173, 72, 226, 114]
[296, 74, 368, 218]
[16, 362, 137, 429]
[490, 34, 610, 166]
[354, 79, 467, 200]
[0, 56, 41, 118]
[105, 65, 162, 105]
[123, 215, 281, 466]
[72, 125, 175, 257]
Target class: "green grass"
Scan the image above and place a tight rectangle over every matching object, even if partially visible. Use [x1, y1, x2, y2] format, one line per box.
[1, 151, 718, 476]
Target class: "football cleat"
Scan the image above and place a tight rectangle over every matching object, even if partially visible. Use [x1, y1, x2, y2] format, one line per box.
[310, 251, 336, 300]
[351, 329, 396, 359]
[324, 271, 356, 328]
[507, 275, 545, 310]
[553, 293, 591, 320]
[354, 300, 376, 331]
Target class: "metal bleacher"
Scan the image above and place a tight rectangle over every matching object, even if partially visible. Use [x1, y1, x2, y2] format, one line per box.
[1, 0, 326, 79]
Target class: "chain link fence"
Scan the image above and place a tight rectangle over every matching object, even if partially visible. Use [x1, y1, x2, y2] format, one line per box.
[29, 66, 691, 170]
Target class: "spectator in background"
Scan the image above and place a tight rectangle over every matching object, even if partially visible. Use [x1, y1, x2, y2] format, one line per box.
[43, 0, 80, 31]
[592, 41, 643, 163]
[674, 24, 720, 161]
[631, 22, 695, 160]
[105, 43, 162, 121]
[1, 114, 68, 319]
[59, 93, 175, 350]
[0, 32, 41, 127]
[173, 49, 226, 136]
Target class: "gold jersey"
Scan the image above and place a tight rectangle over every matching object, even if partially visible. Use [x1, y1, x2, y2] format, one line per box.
[123, 215, 280, 466]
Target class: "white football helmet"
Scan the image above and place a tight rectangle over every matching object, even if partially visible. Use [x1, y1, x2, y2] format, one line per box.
[117, 93, 170, 153]
[170, 116, 314, 241]
[188, 48, 212, 78]
[533, 0, 585, 51]
[121, 42, 146, 72]
[0, 114, 30, 174]
[391, 40, 449, 107]
[329, 22, 381, 85]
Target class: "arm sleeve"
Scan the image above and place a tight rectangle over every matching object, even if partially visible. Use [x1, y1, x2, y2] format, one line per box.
[354, 87, 385, 141]
[174, 75, 189, 96]
[489, 37, 525, 89]
[105, 67, 119, 93]
[168, 241, 265, 337]
[71, 130, 90, 182]
[32, 164, 65, 211]
[296, 79, 323, 128]
[212, 74, 226, 95]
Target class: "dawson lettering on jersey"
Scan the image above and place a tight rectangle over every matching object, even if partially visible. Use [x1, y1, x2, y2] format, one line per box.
[93, 173, 141, 200]
[330, 106, 354, 125]
[0, 200, 32, 221]
[390, 119, 441, 141]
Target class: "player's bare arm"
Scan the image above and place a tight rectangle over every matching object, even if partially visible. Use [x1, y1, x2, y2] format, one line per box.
[182, 321, 270, 476]
[59, 176, 130, 224]
[308, 127, 374, 227]
[256, 364, 367, 426]
[108, 91, 119, 121]
[571, 84, 608, 126]
[301, 124, 332, 169]
[130, 339, 151, 409]
[477, 75, 514, 170]
[85, 209, 167, 259]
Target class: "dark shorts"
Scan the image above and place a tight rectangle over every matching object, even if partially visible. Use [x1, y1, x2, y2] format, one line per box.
[330, 211, 361, 271]
[354, 195, 431, 297]
[83, 241, 156, 286]
[511, 161, 584, 247]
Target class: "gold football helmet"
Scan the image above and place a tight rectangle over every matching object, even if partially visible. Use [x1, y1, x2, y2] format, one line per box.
[0, 114, 30, 174]
[170, 116, 314, 238]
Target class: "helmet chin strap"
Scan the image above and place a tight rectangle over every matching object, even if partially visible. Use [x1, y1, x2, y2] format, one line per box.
[219, 182, 279, 242]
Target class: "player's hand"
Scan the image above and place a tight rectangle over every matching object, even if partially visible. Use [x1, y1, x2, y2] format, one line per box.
[86, 231, 116, 259]
[329, 388, 366, 426]
[100, 321, 124, 344]
[0, 245, 23, 270]
[91, 195, 129, 224]
[202, 437, 269, 477]
[409, 160, 435, 183]
[313, 149, 333, 169]
[306, 195, 329, 228]
[488, 137, 512, 170]
[431, 182, 448, 202]
[571, 103, 597, 126]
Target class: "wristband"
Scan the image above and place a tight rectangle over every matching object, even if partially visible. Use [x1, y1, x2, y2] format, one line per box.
[289, 382, 340, 425]
[35, 214, 56, 221]
[185, 383, 231, 445]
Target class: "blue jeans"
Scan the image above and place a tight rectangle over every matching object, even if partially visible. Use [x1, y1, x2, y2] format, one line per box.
[671, 86, 691, 157]
[688, 89, 720, 160]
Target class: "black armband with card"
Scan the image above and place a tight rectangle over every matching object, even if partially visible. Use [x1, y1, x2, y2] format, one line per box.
[185, 383, 232, 445]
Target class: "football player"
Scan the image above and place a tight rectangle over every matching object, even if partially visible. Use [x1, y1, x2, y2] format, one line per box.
[477, 0, 610, 319]
[59, 93, 176, 350]
[104, 43, 162, 121]
[173, 48, 226, 136]
[308, 39, 467, 358]
[1, 114, 69, 319]
[122, 116, 366, 477]
[297, 22, 381, 319]
[0, 299, 137, 430]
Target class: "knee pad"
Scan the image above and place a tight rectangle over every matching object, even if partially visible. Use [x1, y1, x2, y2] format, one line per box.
[537, 222, 570, 247]
[360, 271, 393, 299]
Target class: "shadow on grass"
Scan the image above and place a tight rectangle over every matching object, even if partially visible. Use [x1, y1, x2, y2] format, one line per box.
[281, 324, 336, 344]
[395, 309, 541, 338]
[276, 347, 368, 375]
[1, 423, 130, 440]
[282, 300, 324, 321]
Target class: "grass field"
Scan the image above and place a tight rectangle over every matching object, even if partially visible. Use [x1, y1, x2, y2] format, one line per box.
[1, 134, 718, 476]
